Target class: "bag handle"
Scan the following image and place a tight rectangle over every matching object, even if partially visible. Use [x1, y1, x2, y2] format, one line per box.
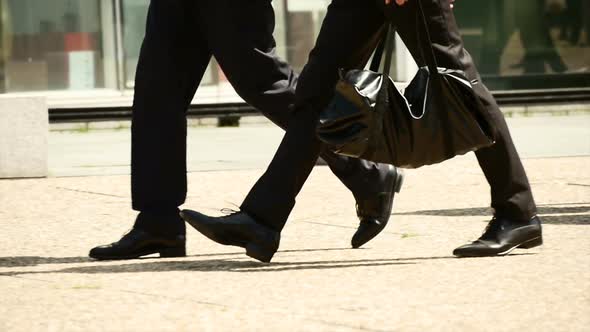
[415, 0, 440, 76]
[369, 23, 395, 74]
[371, 0, 439, 76]
[382, 23, 396, 76]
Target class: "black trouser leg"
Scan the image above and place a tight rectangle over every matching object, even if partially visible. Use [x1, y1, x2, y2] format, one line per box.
[241, 0, 538, 231]
[391, 0, 537, 220]
[132, 1, 211, 219]
[240, 0, 387, 230]
[196, 0, 391, 203]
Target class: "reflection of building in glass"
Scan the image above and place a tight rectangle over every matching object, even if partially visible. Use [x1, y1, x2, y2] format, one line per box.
[0, 0, 587, 102]
[454, 0, 589, 89]
[0, 0, 108, 92]
[514, 0, 568, 74]
[282, 0, 329, 72]
[122, 0, 147, 88]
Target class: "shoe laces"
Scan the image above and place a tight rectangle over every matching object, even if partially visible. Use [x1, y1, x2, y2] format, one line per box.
[479, 218, 501, 241]
[105, 228, 135, 246]
[220, 208, 240, 216]
[220, 203, 242, 218]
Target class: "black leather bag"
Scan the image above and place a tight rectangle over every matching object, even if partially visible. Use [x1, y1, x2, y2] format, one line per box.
[316, 0, 497, 168]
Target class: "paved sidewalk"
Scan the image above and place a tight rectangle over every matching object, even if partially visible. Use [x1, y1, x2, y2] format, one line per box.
[1, 153, 589, 331]
[47, 114, 590, 177]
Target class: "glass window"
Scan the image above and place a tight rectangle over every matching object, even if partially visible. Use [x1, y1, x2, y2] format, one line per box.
[0, 0, 114, 93]
[281, 0, 329, 73]
[3, 0, 581, 98]
[121, 0, 146, 88]
[122, 0, 217, 90]
[280, 0, 590, 91]
[454, 0, 590, 90]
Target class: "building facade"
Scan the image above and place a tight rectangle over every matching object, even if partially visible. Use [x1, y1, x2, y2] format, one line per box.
[0, 0, 588, 109]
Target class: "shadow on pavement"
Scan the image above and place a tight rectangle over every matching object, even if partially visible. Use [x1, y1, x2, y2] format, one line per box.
[0, 256, 91, 268]
[0, 258, 415, 276]
[0, 253, 243, 268]
[0, 248, 354, 268]
[396, 203, 590, 225]
[0, 253, 536, 277]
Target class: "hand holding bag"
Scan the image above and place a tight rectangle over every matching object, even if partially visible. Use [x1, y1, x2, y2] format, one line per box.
[316, 0, 497, 168]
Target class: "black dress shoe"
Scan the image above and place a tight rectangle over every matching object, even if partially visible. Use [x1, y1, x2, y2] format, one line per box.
[453, 216, 543, 257]
[180, 210, 280, 263]
[89, 228, 186, 260]
[351, 166, 404, 248]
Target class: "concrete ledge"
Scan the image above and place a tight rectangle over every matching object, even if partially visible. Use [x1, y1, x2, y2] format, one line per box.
[501, 102, 590, 117]
[50, 116, 275, 131]
[0, 97, 48, 178]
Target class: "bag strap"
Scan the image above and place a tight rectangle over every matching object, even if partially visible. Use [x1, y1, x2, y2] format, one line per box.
[382, 23, 396, 76]
[371, 0, 438, 77]
[369, 34, 386, 72]
[369, 23, 396, 75]
[415, 0, 440, 75]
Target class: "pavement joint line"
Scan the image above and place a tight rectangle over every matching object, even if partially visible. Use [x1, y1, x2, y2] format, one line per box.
[1, 272, 229, 309]
[296, 219, 358, 230]
[117, 289, 228, 308]
[296, 219, 415, 237]
[537, 202, 590, 206]
[54, 186, 125, 198]
[1, 275, 56, 283]
[309, 318, 396, 332]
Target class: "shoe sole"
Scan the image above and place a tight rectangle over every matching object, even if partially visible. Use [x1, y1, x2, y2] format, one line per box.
[499, 236, 543, 255]
[351, 168, 405, 249]
[393, 169, 405, 194]
[182, 212, 279, 263]
[455, 236, 543, 258]
[246, 239, 279, 263]
[90, 247, 186, 261]
[244, 228, 280, 263]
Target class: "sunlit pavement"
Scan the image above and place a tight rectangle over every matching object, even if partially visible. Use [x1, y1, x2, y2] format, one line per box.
[1, 115, 589, 331]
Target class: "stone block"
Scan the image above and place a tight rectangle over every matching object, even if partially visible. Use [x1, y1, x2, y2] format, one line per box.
[0, 97, 48, 178]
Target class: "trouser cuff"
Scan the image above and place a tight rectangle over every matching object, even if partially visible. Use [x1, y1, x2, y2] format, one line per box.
[134, 209, 186, 236]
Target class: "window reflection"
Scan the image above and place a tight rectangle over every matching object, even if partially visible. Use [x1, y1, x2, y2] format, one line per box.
[121, 0, 217, 89]
[122, 0, 147, 88]
[0, 0, 587, 95]
[455, 0, 590, 89]
[281, 0, 590, 90]
[0, 0, 107, 92]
